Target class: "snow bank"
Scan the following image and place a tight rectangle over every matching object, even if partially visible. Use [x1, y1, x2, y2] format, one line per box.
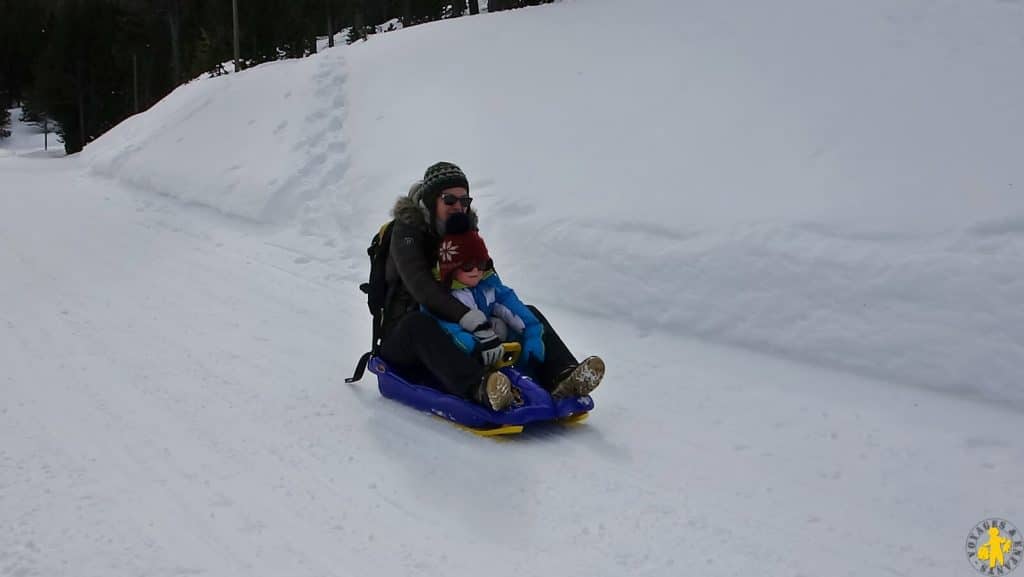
[83, 0, 1024, 406]
[84, 53, 349, 224]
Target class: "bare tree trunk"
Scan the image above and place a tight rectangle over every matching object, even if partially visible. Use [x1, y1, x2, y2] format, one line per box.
[76, 62, 85, 150]
[353, 0, 365, 41]
[327, 0, 335, 47]
[400, 0, 412, 26]
[166, 1, 182, 84]
[232, 0, 241, 71]
[452, 0, 466, 17]
[469, 0, 480, 14]
[132, 53, 139, 113]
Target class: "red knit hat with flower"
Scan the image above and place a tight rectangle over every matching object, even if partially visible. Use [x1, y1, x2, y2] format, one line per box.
[438, 213, 491, 286]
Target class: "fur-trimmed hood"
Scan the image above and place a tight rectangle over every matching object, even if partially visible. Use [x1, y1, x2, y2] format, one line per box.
[391, 181, 478, 236]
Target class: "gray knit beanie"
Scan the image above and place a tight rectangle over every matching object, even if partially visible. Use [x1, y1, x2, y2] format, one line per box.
[419, 161, 470, 207]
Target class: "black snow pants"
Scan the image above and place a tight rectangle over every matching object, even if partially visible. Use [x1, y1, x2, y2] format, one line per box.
[379, 305, 578, 399]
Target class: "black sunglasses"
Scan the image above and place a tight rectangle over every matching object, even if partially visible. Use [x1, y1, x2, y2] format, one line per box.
[459, 260, 490, 272]
[441, 193, 473, 208]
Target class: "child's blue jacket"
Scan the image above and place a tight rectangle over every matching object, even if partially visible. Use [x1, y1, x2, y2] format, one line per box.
[429, 272, 543, 354]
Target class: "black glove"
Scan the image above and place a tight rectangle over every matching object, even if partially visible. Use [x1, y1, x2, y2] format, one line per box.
[460, 310, 505, 366]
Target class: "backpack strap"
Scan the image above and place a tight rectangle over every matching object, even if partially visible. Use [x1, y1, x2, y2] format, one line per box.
[343, 291, 386, 383]
[346, 221, 396, 384]
[345, 351, 373, 384]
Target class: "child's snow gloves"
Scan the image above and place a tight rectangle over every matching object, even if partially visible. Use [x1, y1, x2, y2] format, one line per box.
[459, 309, 505, 367]
[463, 311, 544, 368]
[520, 324, 545, 367]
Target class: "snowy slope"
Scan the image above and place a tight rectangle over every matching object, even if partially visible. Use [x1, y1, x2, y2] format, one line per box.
[3, 155, 1023, 577]
[83, 0, 1024, 407]
[4, 0, 1024, 576]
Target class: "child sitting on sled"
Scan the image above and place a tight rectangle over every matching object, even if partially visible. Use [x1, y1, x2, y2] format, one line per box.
[427, 212, 604, 411]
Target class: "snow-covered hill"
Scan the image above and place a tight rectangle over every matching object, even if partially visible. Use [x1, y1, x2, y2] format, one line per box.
[3, 1, 1024, 576]
[83, 0, 1024, 407]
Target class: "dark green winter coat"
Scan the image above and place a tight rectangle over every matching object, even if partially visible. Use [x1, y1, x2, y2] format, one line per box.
[383, 186, 479, 337]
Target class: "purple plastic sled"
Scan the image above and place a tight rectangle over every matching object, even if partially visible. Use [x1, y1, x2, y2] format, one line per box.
[367, 356, 593, 431]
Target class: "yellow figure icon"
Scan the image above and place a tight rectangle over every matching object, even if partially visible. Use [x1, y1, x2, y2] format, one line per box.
[978, 527, 1014, 569]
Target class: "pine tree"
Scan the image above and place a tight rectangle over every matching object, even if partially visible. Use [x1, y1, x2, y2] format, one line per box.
[19, 88, 47, 125]
[347, 0, 367, 44]
[489, 0, 555, 11]
[0, 0, 49, 106]
[0, 106, 10, 139]
[3, 0, 489, 152]
[33, 0, 147, 153]
[185, 1, 234, 78]
[191, 27, 228, 77]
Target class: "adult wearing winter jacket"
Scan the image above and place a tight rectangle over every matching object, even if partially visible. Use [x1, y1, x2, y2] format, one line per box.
[378, 161, 604, 409]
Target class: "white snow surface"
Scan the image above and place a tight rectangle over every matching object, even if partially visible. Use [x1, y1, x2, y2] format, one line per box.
[83, 0, 1024, 407]
[4, 1, 1024, 575]
[0, 108, 64, 159]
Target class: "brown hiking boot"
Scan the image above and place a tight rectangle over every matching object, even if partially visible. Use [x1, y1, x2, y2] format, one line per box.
[474, 370, 515, 411]
[550, 356, 605, 399]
